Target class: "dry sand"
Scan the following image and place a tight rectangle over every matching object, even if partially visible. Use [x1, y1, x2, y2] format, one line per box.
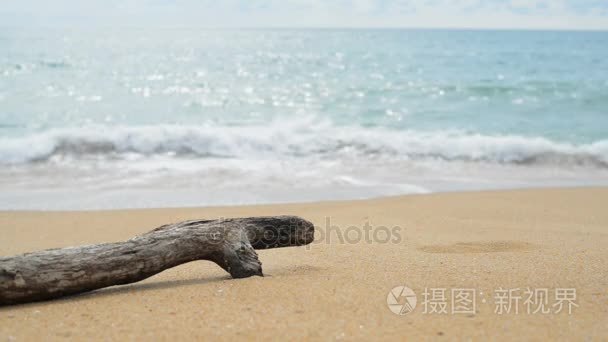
[1, 188, 607, 340]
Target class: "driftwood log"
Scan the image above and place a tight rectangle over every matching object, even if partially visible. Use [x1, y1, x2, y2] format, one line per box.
[0, 216, 314, 305]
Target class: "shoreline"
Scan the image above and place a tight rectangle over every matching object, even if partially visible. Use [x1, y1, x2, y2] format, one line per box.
[2, 184, 608, 212]
[1, 187, 607, 339]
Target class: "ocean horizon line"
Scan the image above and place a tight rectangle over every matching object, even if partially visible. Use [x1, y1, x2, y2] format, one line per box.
[1, 25, 608, 32]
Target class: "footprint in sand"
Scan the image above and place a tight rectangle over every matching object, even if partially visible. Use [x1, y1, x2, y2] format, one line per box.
[418, 241, 536, 254]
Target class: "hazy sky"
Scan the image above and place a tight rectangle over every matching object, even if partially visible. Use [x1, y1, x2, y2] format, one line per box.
[2, 0, 607, 30]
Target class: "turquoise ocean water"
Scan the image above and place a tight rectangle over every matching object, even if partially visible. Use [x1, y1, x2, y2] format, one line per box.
[1, 28, 607, 209]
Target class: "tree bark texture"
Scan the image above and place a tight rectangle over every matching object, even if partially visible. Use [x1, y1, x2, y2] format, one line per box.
[0, 216, 314, 305]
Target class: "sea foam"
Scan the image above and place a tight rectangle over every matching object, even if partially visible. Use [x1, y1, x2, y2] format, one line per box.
[2, 118, 607, 168]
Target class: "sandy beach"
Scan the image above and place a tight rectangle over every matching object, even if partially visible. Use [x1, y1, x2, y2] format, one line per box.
[1, 187, 607, 340]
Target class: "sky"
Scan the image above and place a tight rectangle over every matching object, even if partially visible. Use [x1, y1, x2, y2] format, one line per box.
[1, 0, 607, 30]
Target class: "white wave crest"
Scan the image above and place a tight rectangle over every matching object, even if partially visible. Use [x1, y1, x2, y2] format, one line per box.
[1, 118, 608, 168]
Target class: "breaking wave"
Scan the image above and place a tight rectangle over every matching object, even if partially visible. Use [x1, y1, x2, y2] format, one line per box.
[1, 119, 608, 168]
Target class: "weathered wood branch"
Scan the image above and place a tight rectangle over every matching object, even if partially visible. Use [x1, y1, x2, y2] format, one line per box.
[0, 216, 314, 305]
